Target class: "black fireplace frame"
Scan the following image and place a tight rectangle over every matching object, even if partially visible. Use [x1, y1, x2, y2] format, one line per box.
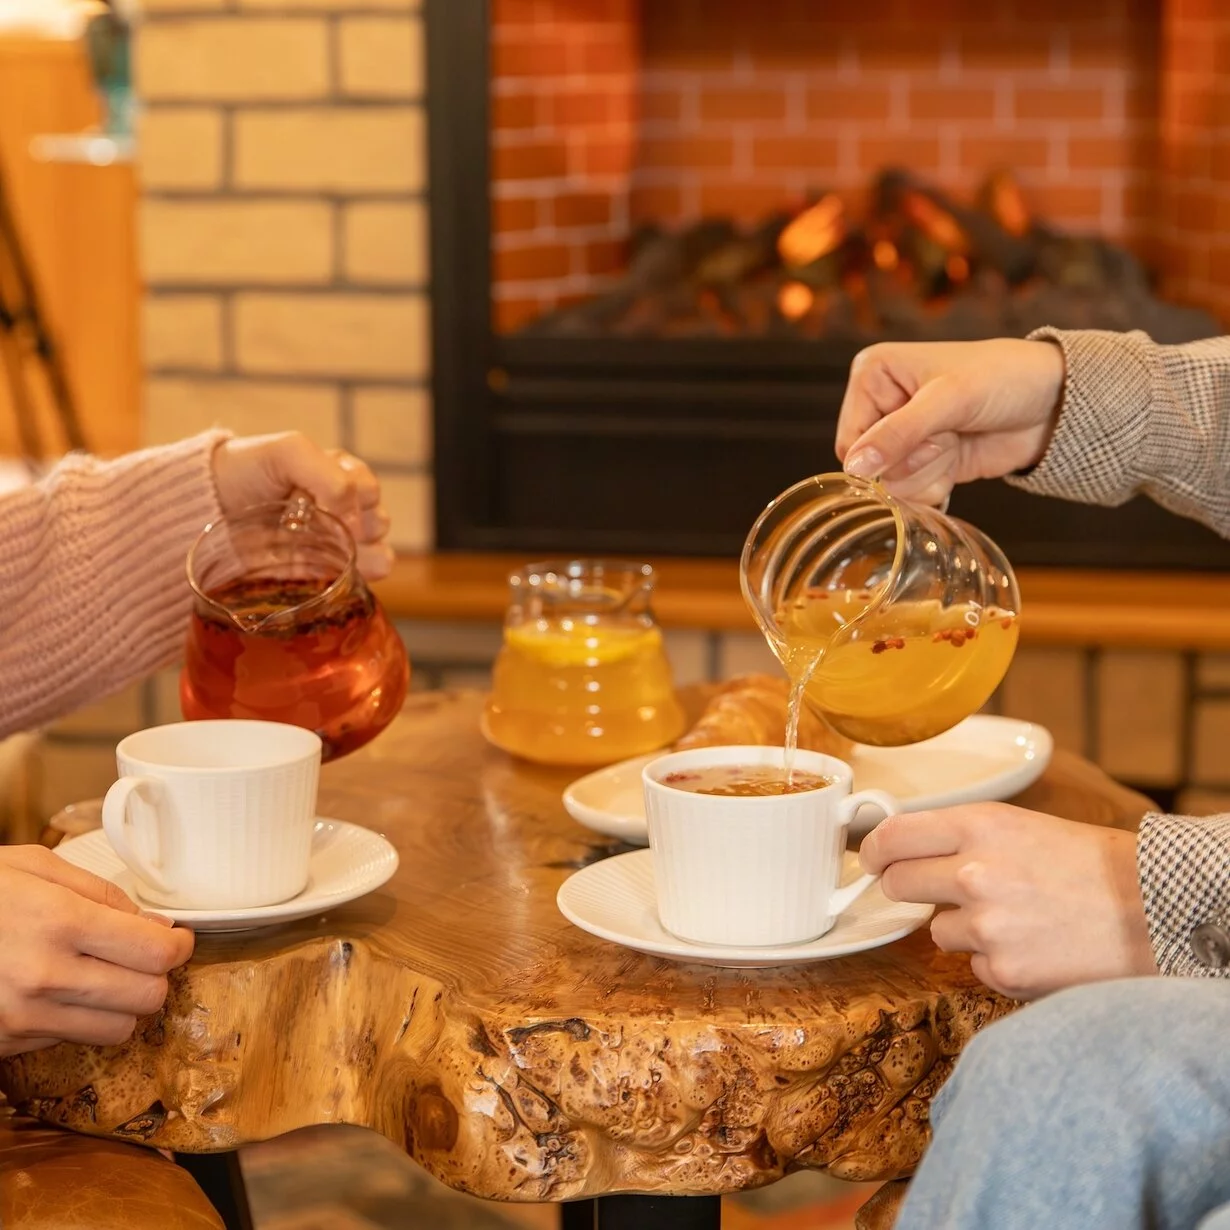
[425, 0, 1230, 569]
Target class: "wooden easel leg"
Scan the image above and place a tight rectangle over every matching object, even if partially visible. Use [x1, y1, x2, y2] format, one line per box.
[0, 286, 42, 466]
[174, 1152, 254, 1230]
[0, 164, 87, 459]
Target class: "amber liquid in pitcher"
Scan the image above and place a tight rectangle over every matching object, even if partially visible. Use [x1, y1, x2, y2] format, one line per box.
[777, 589, 1020, 746]
[484, 617, 684, 766]
[181, 577, 409, 761]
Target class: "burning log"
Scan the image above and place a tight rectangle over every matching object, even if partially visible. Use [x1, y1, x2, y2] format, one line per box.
[875, 168, 1037, 291]
[980, 170, 1031, 237]
[691, 225, 781, 290]
[524, 165, 1219, 346]
[869, 170, 968, 298]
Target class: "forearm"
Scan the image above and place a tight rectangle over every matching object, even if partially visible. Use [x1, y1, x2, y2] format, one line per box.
[1138, 812, 1230, 978]
[1008, 329, 1230, 537]
[0, 432, 227, 737]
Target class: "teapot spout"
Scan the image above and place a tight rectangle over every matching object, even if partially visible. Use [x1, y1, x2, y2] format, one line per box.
[187, 496, 359, 637]
[194, 591, 281, 635]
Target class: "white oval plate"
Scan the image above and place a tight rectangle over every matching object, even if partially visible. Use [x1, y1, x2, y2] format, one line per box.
[557, 849, 933, 968]
[55, 819, 398, 932]
[563, 715, 1053, 845]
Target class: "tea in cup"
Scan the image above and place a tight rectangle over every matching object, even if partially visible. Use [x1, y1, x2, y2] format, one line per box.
[101, 720, 321, 910]
[642, 745, 897, 947]
[658, 764, 837, 797]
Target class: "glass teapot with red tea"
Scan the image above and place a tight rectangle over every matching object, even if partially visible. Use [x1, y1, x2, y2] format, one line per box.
[181, 497, 409, 761]
[741, 473, 1020, 746]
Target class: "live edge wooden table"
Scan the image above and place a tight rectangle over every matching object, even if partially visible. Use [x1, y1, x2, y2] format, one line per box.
[0, 690, 1152, 1230]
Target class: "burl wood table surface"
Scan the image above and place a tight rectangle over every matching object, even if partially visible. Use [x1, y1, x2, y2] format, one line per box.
[0, 690, 1152, 1230]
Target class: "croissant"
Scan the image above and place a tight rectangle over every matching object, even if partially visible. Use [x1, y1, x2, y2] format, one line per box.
[674, 674, 854, 759]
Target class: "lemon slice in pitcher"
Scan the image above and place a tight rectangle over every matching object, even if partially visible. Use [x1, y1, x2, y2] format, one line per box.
[506, 620, 662, 668]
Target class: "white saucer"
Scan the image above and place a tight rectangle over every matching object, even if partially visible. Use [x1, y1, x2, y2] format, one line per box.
[557, 849, 933, 968]
[55, 819, 399, 932]
[563, 715, 1053, 846]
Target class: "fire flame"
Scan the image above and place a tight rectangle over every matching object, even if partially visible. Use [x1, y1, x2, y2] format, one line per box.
[984, 171, 1031, 237]
[902, 192, 969, 254]
[778, 194, 846, 268]
[777, 282, 815, 320]
[945, 254, 970, 283]
[873, 240, 899, 271]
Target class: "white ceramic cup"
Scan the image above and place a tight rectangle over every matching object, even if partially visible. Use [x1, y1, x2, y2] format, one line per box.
[642, 745, 898, 947]
[101, 720, 322, 910]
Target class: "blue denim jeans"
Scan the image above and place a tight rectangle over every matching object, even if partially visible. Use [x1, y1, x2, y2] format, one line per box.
[895, 979, 1230, 1230]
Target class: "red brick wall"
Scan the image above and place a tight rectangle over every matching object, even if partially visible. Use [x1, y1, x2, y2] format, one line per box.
[1156, 0, 1230, 324]
[635, 0, 1158, 231]
[491, 0, 639, 331]
[491, 0, 1165, 330]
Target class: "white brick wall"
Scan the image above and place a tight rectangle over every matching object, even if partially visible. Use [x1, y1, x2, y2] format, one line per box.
[137, 0, 432, 547]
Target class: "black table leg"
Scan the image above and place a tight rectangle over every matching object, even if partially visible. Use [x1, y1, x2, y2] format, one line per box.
[560, 1199, 597, 1229]
[596, 1194, 722, 1230]
[174, 1152, 254, 1230]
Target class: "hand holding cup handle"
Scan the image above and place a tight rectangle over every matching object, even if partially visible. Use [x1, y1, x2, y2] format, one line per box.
[829, 788, 898, 916]
[102, 776, 173, 896]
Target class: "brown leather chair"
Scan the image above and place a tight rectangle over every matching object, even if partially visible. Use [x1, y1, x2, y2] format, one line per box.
[0, 1110, 224, 1229]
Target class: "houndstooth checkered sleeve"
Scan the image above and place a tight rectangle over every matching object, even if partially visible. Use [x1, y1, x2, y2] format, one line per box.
[1138, 814, 1230, 977]
[1008, 327, 1230, 976]
[1008, 327, 1230, 535]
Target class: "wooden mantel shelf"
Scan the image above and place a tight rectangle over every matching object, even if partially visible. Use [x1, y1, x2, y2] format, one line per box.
[374, 554, 1230, 652]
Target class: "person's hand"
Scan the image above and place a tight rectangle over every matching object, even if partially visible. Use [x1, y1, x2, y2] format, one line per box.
[211, 433, 393, 580]
[0, 846, 194, 1056]
[834, 339, 1067, 506]
[858, 803, 1158, 1000]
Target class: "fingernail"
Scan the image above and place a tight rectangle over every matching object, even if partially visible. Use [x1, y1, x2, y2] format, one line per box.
[140, 911, 175, 928]
[844, 448, 883, 479]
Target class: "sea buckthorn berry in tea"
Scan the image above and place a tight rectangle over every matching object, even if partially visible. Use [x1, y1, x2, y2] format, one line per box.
[776, 592, 1019, 746]
[661, 765, 836, 797]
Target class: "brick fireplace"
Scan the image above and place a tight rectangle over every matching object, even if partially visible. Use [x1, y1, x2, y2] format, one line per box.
[492, 0, 1230, 325]
[491, 0, 1164, 331]
[487, 0, 1230, 332]
[428, 0, 1230, 566]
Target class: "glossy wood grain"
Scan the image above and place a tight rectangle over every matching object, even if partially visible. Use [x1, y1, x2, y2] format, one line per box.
[0, 692, 1152, 1203]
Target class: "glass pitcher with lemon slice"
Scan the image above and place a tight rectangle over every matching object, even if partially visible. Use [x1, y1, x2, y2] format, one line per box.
[482, 561, 685, 766]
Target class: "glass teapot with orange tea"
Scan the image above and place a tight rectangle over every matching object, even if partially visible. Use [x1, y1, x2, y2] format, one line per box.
[181, 497, 410, 761]
[482, 560, 686, 767]
[741, 473, 1020, 746]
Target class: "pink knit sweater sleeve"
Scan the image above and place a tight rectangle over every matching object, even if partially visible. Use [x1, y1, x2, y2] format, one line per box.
[0, 431, 228, 739]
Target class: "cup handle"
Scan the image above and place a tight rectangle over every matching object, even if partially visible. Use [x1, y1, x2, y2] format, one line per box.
[101, 776, 173, 894]
[829, 788, 899, 916]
